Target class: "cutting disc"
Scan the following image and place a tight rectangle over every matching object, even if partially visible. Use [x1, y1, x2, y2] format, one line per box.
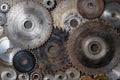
[5, 1, 52, 49]
[66, 20, 120, 74]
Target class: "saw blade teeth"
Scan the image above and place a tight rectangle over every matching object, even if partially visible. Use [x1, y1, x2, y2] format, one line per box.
[42, 0, 55, 10]
[31, 28, 71, 74]
[52, 0, 81, 31]
[0, 2, 10, 13]
[5, 1, 53, 49]
[102, 19, 120, 40]
[0, 0, 120, 79]
[66, 20, 120, 75]
[12, 49, 38, 74]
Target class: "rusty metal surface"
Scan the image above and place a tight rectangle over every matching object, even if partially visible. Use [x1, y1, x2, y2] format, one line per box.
[0, 0, 119, 80]
[66, 20, 120, 74]
[77, 0, 104, 19]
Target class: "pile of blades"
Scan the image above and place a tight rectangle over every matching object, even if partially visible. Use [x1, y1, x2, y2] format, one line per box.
[0, 0, 119, 80]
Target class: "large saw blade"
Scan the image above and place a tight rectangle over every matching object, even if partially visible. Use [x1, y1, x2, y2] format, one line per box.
[5, 1, 52, 49]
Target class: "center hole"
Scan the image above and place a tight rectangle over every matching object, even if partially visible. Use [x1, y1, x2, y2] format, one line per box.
[47, 1, 52, 6]
[6, 73, 11, 78]
[2, 5, 6, 9]
[90, 43, 99, 53]
[70, 72, 75, 78]
[70, 19, 78, 27]
[22, 76, 26, 79]
[34, 74, 39, 79]
[58, 75, 63, 79]
[24, 20, 32, 29]
[88, 2, 94, 8]
[111, 12, 116, 18]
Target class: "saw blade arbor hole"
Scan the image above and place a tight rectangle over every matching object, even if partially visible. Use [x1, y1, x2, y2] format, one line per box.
[6, 73, 11, 78]
[24, 20, 33, 29]
[33, 74, 39, 79]
[89, 41, 101, 55]
[70, 19, 78, 27]
[87, 2, 94, 9]
[47, 1, 52, 6]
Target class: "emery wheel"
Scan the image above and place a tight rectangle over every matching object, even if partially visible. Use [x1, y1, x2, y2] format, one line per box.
[77, 0, 104, 19]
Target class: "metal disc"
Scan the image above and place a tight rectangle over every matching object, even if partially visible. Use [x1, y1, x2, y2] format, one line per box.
[101, 2, 120, 28]
[6, 1, 52, 49]
[77, 0, 104, 19]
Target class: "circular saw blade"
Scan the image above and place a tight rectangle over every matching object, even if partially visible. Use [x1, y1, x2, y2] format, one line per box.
[66, 20, 120, 74]
[52, 0, 84, 31]
[5, 1, 52, 49]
